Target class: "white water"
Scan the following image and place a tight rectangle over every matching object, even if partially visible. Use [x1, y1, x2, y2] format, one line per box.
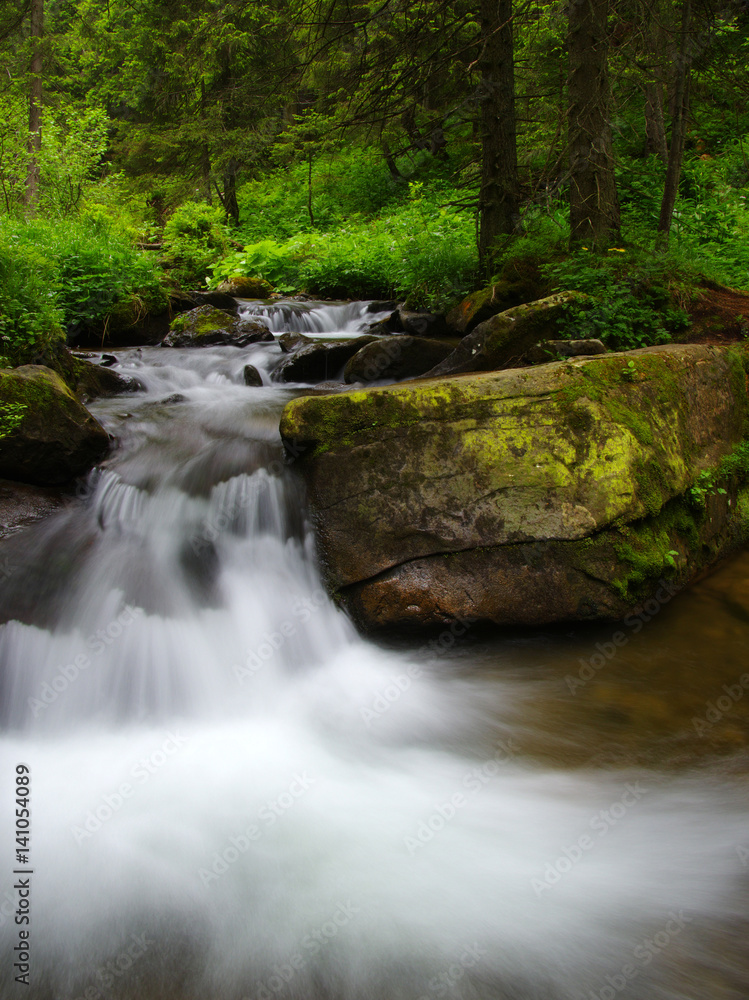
[0, 313, 748, 1000]
[237, 298, 393, 339]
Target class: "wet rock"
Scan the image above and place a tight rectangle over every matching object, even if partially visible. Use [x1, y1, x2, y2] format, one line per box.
[344, 336, 455, 384]
[525, 339, 607, 364]
[280, 343, 749, 631]
[366, 300, 399, 313]
[243, 365, 264, 387]
[422, 292, 586, 378]
[271, 336, 378, 384]
[0, 366, 110, 486]
[397, 308, 449, 339]
[0, 477, 71, 540]
[160, 393, 186, 405]
[278, 332, 313, 353]
[162, 306, 272, 348]
[100, 354, 118, 367]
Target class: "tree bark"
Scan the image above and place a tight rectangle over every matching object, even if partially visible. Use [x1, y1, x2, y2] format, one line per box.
[25, 0, 43, 209]
[567, 0, 620, 248]
[216, 157, 240, 225]
[658, 0, 693, 240]
[477, 0, 519, 268]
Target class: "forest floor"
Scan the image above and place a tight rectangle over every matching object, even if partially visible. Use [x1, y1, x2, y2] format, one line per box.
[682, 282, 749, 344]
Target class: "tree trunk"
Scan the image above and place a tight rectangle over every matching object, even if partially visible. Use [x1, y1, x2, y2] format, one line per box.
[222, 157, 240, 225]
[567, 0, 620, 248]
[658, 0, 693, 241]
[25, 0, 43, 209]
[645, 82, 668, 163]
[201, 79, 212, 205]
[477, 0, 519, 268]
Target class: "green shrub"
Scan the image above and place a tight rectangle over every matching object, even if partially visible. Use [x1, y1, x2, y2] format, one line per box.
[209, 184, 477, 309]
[162, 202, 234, 287]
[0, 216, 166, 356]
[542, 247, 691, 350]
[0, 222, 65, 364]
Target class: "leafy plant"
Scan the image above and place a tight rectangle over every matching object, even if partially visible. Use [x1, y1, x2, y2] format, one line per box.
[0, 401, 27, 439]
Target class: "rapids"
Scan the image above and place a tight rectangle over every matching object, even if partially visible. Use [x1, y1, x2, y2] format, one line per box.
[0, 301, 747, 1000]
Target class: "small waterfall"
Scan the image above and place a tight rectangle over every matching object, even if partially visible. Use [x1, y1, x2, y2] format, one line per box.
[238, 298, 393, 338]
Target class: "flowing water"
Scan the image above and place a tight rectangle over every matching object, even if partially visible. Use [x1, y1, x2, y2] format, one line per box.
[1, 301, 748, 1000]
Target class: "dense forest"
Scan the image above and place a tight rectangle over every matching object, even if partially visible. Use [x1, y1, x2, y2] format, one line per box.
[2, 0, 749, 368]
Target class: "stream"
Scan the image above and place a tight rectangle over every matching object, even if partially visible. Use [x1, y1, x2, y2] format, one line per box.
[0, 300, 748, 1000]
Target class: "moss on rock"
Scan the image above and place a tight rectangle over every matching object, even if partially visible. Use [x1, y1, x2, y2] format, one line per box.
[281, 343, 749, 630]
[0, 365, 110, 485]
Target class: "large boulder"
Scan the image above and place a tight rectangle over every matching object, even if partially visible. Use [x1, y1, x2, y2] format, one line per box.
[0, 366, 110, 485]
[162, 306, 272, 348]
[271, 336, 378, 384]
[344, 336, 455, 383]
[280, 344, 749, 631]
[423, 291, 586, 378]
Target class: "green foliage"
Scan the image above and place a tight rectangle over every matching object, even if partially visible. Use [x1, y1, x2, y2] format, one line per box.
[0, 98, 109, 217]
[210, 183, 476, 308]
[688, 441, 749, 509]
[0, 215, 165, 355]
[0, 221, 64, 364]
[162, 202, 234, 287]
[542, 248, 690, 351]
[0, 402, 27, 439]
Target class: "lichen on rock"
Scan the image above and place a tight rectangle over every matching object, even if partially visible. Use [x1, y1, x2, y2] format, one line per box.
[280, 343, 749, 631]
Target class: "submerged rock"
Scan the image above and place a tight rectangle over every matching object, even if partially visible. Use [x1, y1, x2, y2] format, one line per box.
[280, 343, 749, 631]
[344, 336, 454, 383]
[162, 306, 272, 348]
[0, 366, 110, 485]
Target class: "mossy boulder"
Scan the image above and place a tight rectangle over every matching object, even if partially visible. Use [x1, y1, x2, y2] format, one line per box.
[424, 291, 587, 378]
[446, 278, 546, 336]
[162, 305, 272, 348]
[280, 343, 749, 631]
[344, 336, 455, 384]
[216, 276, 274, 298]
[0, 366, 110, 485]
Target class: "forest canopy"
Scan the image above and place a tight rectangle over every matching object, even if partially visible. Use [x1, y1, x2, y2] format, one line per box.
[2, 0, 749, 356]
